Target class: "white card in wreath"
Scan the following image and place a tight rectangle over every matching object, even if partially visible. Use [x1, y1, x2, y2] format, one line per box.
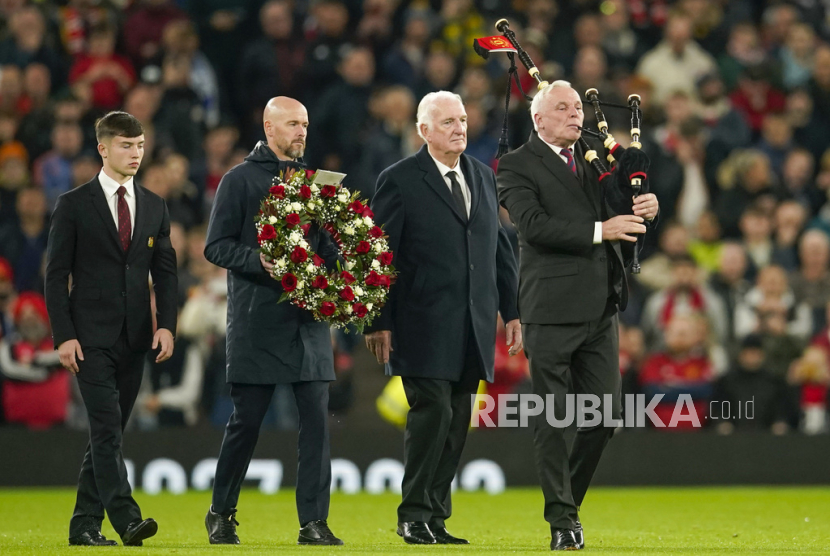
[311, 170, 347, 186]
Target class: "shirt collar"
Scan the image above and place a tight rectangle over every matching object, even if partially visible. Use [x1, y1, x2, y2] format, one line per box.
[98, 170, 135, 199]
[539, 135, 576, 155]
[428, 151, 461, 179]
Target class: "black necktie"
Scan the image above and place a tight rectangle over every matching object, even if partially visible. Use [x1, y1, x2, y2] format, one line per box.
[446, 171, 467, 222]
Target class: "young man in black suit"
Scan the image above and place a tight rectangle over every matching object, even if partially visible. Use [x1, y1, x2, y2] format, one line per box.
[45, 111, 178, 546]
[496, 81, 659, 550]
[203, 97, 343, 546]
[364, 91, 521, 545]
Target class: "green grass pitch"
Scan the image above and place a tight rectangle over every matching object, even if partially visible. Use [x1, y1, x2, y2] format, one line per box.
[0, 487, 828, 554]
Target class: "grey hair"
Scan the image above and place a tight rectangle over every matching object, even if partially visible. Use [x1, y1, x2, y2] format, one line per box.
[530, 80, 573, 131]
[416, 91, 464, 141]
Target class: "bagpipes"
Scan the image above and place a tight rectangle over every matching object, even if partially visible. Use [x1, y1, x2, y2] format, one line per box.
[474, 19, 651, 273]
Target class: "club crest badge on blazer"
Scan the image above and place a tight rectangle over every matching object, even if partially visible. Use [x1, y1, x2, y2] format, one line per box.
[147, 237, 154, 248]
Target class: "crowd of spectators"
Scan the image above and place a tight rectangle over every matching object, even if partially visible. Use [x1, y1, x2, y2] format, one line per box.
[1, 0, 830, 435]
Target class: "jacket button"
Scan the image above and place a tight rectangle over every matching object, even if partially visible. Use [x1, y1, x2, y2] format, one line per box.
[470, 299, 474, 306]
[125, 264, 130, 270]
[467, 230, 472, 236]
[121, 291, 126, 297]
[470, 264, 475, 270]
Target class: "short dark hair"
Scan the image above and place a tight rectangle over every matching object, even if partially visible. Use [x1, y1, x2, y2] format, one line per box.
[95, 111, 143, 142]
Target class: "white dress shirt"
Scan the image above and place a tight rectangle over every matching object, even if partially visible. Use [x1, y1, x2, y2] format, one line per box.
[98, 170, 136, 238]
[539, 136, 603, 245]
[429, 153, 471, 217]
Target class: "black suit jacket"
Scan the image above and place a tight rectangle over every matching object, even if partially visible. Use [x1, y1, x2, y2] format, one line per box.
[497, 132, 633, 325]
[45, 176, 178, 351]
[364, 146, 519, 382]
[204, 142, 340, 384]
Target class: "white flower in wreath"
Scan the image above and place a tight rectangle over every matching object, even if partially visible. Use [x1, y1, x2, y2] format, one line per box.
[366, 302, 373, 311]
[373, 242, 383, 253]
[371, 259, 381, 270]
[296, 280, 305, 290]
[353, 218, 365, 228]
[306, 263, 315, 273]
[338, 192, 349, 203]
[289, 231, 303, 244]
[276, 257, 287, 269]
[268, 216, 277, 224]
[354, 286, 364, 296]
[310, 184, 319, 193]
[299, 239, 309, 249]
[345, 305, 353, 314]
[363, 216, 374, 227]
[291, 202, 303, 212]
[343, 225, 355, 236]
[346, 260, 355, 270]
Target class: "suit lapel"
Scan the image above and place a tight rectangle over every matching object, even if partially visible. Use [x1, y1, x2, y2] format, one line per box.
[416, 146, 467, 225]
[574, 142, 602, 219]
[89, 177, 123, 252]
[529, 133, 594, 214]
[461, 154, 482, 222]
[126, 185, 147, 261]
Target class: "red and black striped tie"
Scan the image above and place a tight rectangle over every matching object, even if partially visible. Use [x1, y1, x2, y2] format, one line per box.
[560, 148, 577, 175]
[117, 185, 131, 252]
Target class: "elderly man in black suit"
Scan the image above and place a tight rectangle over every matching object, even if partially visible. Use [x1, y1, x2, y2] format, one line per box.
[203, 97, 343, 546]
[45, 111, 178, 547]
[497, 80, 659, 550]
[364, 91, 521, 545]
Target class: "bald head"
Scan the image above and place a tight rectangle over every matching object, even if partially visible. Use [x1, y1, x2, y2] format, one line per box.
[264, 96, 308, 160]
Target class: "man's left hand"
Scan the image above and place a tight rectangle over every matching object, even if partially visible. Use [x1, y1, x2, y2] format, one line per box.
[505, 319, 523, 356]
[153, 328, 175, 363]
[632, 194, 659, 221]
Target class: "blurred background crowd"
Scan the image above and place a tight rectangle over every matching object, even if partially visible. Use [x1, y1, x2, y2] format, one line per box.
[1, 0, 830, 436]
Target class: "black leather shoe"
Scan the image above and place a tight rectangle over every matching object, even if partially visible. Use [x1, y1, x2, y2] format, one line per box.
[206, 507, 240, 545]
[121, 518, 158, 547]
[396, 522, 436, 544]
[574, 520, 584, 549]
[68, 530, 118, 546]
[550, 528, 578, 551]
[298, 520, 344, 545]
[431, 526, 469, 544]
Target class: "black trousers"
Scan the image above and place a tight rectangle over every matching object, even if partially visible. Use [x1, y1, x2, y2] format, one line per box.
[523, 306, 621, 531]
[212, 381, 331, 526]
[69, 327, 145, 538]
[398, 334, 481, 527]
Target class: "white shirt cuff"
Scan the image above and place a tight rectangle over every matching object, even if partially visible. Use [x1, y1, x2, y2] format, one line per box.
[593, 222, 602, 244]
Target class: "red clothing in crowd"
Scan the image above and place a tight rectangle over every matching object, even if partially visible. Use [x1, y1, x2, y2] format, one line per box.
[729, 87, 786, 132]
[639, 352, 714, 429]
[68, 54, 136, 110]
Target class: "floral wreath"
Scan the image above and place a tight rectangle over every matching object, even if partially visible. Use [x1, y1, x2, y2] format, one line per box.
[256, 168, 395, 331]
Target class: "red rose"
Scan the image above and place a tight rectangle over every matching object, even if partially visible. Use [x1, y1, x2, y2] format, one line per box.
[321, 185, 338, 198]
[311, 275, 328, 289]
[361, 206, 374, 219]
[320, 301, 336, 316]
[269, 185, 285, 198]
[290, 246, 308, 264]
[348, 199, 364, 213]
[285, 213, 300, 228]
[341, 271, 356, 284]
[339, 286, 355, 301]
[353, 302, 368, 318]
[378, 251, 393, 265]
[312, 254, 325, 267]
[281, 273, 298, 292]
[368, 226, 383, 238]
[300, 223, 311, 236]
[305, 169, 316, 180]
[258, 224, 276, 243]
[355, 241, 371, 254]
[299, 184, 312, 199]
[378, 275, 391, 287]
[365, 271, 380, 286]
